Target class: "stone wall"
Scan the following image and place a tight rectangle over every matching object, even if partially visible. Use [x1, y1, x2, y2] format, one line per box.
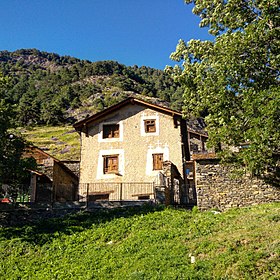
[61, 161, 80, 178]
[53, 162, 79, 202]
[195, 159, 280, 211]
[162, 161, 184, 205]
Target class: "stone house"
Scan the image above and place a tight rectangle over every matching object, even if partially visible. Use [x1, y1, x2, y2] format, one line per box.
[73, 97, 280, 210]
[74, 97, 207, 204]
[23, 147, 79, 202]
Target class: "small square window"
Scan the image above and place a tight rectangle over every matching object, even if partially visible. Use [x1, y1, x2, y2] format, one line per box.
[153, 153, 163, 170]
[144, 119, 156, 133]
[103, 155, 119, 174]
[103, 124, 119, 139]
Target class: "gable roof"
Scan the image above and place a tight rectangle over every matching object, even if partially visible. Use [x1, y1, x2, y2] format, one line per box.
[24, 146, 60, 163]
[73, 97, 182, 131]
[23, 146, 79, 181]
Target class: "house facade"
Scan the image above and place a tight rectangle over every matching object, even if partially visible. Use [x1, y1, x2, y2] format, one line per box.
[74, 97, 280, 209]
[74, 97, 192, 202]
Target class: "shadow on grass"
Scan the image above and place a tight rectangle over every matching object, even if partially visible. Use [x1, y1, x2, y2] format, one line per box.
[0, 204, 165, 245]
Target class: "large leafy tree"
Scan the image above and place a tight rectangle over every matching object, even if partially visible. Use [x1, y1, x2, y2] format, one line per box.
[167, 0, 280, 180]
[0, 73, 35, 196]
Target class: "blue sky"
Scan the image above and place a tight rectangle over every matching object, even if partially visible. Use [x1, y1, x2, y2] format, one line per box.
[1, 0, 212, 69]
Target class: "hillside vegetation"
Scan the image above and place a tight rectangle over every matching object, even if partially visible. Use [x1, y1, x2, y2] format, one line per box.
[0, 49, 183, 127]
[20, 126, 80, 160]
[0, 49, 186, 160]
[1, 203, 279, 279]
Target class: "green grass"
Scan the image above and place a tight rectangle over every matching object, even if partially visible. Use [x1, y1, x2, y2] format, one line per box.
[19, 126, 80, 160]
[0, 203, 279, 279]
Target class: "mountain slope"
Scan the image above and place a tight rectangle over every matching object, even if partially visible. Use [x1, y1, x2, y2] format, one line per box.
[0, 49, 184, 126]
[20, 125, 80, 161]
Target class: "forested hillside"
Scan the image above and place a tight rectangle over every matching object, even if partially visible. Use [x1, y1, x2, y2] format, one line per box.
[0, 49, 183, 126]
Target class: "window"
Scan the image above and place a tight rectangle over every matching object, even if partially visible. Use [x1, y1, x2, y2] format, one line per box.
[153, 153, 163, 170]
[141, 116, 159, 136]
[98, 122, 123, 142]
[103, 155, 119, 174]
[144, 119, 156, 133]
[97, 149, 124, 179]
[103, 124, 119, 139]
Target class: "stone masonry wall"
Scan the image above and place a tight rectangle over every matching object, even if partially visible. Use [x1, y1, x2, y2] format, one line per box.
[61, 161, 80, 178]
[195, 159, 280, 211]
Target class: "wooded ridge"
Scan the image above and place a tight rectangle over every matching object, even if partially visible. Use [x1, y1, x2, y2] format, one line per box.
[0, 49, 184, 126]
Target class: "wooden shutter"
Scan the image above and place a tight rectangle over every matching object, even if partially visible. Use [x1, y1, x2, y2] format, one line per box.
[103, 155, 119, 174]
[144, 120, 156, 133]
[153, 153, 163, 170]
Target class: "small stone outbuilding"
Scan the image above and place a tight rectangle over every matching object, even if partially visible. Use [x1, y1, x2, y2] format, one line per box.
[24, 147, 79, 202]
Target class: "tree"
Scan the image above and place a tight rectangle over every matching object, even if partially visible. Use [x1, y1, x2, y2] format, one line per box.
[167, 1, 280, 180]
[17, 89, 41, 125]
[0, 73, 35, 196]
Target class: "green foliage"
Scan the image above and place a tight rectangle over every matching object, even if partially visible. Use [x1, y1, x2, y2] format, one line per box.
[0, 203, 279, 279]
[0, 49, 182, 127]
[167, 0, 280, 178]
[0, 73, 36, 192]
[20, 125, 80, 160]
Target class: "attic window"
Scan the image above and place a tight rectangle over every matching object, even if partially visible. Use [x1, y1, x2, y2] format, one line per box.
[103, 155, 119, 174]
[144, 119, 156, 133]
[103, 124, 119, 139]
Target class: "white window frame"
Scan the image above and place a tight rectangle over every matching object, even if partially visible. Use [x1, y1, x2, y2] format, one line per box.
[146, 146, 169, 176]
[98, 121, 123, 142]
[97, 149, 124, 179]
[140, 115, 159, 136]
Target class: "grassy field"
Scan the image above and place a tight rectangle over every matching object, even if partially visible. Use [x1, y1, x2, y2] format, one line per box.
[19, 126, 80, 160]
[0, 203, 279, 279]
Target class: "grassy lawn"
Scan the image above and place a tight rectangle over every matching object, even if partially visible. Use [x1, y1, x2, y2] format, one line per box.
[19, 126, 80, 161]
[0, 203, 279, 279]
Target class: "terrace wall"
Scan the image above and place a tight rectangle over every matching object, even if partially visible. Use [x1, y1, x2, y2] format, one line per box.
[195, 159, 280, 211]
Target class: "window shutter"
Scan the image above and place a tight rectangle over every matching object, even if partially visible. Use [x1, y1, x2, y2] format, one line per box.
[153, 153, 163, 170]
[103, 155, 119, 174]
[144, 120, 156, 133]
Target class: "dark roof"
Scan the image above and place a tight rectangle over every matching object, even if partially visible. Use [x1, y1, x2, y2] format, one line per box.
[73, 97, 182, 130]
[187, 118, 208, 137]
